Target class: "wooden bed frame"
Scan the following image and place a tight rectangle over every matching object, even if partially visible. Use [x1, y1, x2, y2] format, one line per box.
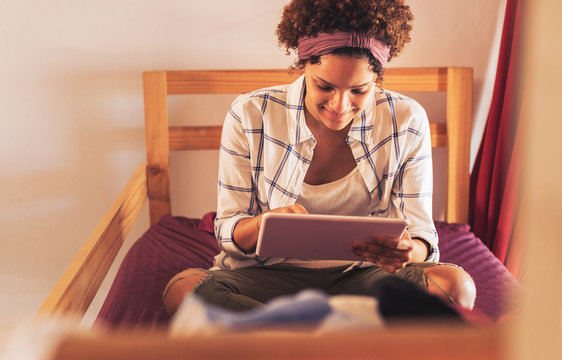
[35, 68, 508, 360]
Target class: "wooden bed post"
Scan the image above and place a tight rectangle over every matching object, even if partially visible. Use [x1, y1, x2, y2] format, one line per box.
[446, 67, 473, 224]
[143, 71, 172, 225]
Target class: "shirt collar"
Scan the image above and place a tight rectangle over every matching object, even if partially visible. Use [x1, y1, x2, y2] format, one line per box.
[286, 75, 313, 146]
[346, 88, 378, 145]
[346, 103, 376, 145]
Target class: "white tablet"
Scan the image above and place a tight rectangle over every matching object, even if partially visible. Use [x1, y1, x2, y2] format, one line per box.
[255, 213, 408, 261]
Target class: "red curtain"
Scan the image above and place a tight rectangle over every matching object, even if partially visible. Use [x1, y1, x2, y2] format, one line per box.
[469, 0, 524, 279]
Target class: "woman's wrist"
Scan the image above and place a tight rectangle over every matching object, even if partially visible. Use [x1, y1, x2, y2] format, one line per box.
[411, 236, 431, 262]
[232, 214, 262, 254]
[255, 213, 262, 232]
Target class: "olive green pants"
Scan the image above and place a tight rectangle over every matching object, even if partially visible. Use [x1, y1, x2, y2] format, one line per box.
[193, 263, 438, 311]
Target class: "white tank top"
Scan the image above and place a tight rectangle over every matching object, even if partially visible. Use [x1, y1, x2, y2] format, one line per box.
[283, 166, 371, 268]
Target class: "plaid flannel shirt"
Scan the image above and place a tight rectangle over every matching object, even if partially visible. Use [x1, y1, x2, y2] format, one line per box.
[213, 75, 438, 270]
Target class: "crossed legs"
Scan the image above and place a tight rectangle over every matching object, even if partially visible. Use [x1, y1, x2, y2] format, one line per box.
[162, 264, 476, 315]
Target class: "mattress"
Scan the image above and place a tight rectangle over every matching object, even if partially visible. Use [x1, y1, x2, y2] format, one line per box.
[95, 213, 520, 329]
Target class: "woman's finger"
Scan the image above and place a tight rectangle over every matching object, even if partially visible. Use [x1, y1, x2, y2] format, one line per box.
[351, 241, 410, 261]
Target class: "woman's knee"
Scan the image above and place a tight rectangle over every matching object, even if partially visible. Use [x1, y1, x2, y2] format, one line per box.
[424, 264, 476, 310]
[162, 269, 210, 315]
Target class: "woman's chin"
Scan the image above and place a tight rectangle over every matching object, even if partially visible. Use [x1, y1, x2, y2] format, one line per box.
[320, 114, 355, 131]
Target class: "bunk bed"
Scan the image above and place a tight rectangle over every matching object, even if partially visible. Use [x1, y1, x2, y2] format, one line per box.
[36, 67, 520, 359]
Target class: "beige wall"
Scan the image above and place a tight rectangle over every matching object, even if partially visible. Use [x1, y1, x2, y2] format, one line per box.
[514, 1, 562, 358]
[0, 0, 506, 330]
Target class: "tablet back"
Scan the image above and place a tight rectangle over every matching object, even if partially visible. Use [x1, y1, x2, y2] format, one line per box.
[256, 213, 408, 261]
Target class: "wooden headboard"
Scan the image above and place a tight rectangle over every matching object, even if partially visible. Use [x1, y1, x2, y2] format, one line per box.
[143, 67, 472, 226]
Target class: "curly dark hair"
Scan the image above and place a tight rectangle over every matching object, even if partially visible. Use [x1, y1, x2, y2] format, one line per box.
[276, 0, 413, 82]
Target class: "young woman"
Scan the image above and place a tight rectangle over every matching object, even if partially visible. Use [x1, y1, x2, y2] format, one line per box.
[163, 0, 476, 315]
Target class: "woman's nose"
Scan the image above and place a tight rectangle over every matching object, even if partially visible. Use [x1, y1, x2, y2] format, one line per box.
[328, 92, 350, 113]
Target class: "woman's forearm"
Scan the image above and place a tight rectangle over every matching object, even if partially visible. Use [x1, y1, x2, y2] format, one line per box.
[232, 214, 262, 253]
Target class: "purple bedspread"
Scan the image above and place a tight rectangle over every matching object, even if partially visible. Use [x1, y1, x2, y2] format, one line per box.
[95, 213, 520, 329]
[95, 213, 219, 330]
[435, 221, 521, 320]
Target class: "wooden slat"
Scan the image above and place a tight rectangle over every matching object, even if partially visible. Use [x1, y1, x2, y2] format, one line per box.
[446, 67, 473, 224]
[165, 69, 303, 94]
[163, 67, 448, 95]
[384, 67, 448, 92]
[430, 123, 447, 147]
[52, 323, 505, 360]
[168, 124, 447, 151]
[169, 126, 222, 150]
[37, 163, 147, 318]
[143, 72, 172, 225]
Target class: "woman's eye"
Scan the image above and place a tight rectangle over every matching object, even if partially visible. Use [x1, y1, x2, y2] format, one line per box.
[317, 84, 333, 92]
[352, 88, 368, 95]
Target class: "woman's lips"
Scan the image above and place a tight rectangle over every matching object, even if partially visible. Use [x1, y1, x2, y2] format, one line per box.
[322, 106, 352, 120]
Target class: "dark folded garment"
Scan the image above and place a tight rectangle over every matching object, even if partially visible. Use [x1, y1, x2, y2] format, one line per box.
[370, 277, 463, 321]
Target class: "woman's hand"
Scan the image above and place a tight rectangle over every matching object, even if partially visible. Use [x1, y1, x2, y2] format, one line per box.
[233, 204, 308, 253]
[350, 231, 428, 273]
[267, 203, 308, 215]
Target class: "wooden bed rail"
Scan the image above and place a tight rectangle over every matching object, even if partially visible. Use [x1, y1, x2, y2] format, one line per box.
[51, 323, 505, 360]
[37, 163, 148, 319]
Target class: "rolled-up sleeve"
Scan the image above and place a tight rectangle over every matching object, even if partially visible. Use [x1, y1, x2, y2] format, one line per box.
[214, 97, 261, 260]
[391, 105, 439, 261]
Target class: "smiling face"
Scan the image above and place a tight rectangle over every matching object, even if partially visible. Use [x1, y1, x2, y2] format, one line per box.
[304, 54, 376, 132]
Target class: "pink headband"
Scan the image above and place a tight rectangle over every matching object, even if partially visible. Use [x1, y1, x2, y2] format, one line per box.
[297, 32, 391, 67]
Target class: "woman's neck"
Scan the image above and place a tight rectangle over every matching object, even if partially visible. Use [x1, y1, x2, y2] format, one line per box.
[303, 108, 357, 185]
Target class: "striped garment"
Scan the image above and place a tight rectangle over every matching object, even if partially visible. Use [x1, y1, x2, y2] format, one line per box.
[213, 75, 438, 270]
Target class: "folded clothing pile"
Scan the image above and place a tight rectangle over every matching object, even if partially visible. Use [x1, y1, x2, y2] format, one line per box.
[170, 277, 467, 336]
